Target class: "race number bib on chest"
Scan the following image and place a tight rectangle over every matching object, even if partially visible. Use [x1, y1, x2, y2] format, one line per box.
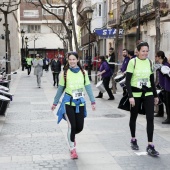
[137, 78, 149, 88]
[72, 88, 84, 99]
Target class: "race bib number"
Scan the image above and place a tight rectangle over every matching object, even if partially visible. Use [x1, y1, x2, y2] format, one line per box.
[72, 88, 84, 99]
[137, 78, 149, 88]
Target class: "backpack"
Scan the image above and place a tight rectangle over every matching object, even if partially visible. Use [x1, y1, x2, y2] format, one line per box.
[133, 57, 153, 72]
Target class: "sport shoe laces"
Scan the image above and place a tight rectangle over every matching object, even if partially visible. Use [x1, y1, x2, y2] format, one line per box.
[147, 145, 159, 156]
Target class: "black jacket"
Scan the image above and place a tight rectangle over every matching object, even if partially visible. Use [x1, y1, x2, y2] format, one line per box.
[108, 52, 115, 70]
[51, 60, 61, 73]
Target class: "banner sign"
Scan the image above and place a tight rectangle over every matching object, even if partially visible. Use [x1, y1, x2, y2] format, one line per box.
[94, 28, 124, 38]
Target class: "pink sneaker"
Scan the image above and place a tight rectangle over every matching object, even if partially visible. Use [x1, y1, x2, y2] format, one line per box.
[70, 148, 78, 159]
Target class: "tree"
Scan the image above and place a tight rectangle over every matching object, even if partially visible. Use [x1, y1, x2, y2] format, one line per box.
[154, 0, 160, 53]
[0, 0, 21, 79]
[44, 15, 68, 53]
[112, 0, 133, 93]
[27, 0, 79, 52]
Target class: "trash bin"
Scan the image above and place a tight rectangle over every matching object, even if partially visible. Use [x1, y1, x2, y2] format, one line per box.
[0, 85, 9, 92]
[0, 95, 10, 116]
[0, 90, 13, 101]
[0, 80, 10, 88]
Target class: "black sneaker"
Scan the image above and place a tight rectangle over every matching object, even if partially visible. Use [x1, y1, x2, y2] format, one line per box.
[131, 139, 139, 150]
[146, 145, 159, 156]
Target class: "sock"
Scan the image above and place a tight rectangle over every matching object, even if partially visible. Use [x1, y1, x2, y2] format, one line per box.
[67, 127, 74, 150]
[131, 138, 136, 141]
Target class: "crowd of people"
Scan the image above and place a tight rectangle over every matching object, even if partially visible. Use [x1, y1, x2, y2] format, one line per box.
[20, 41, 170, 159]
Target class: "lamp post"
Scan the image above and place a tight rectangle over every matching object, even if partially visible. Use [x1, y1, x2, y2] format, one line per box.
[21, 29, 25, 71]
[58, 47, 60, 57]
[3, 23, 9, 74]
[25, 36, 28, 57]
[34, 36, 38, 58]
[68, 21, 73, 51]
[86, 9, 93, 81]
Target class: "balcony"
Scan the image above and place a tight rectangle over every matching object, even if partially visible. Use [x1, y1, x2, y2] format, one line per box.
[122, 9, 137, 20]
[108, 19, 117, 26]
[77, 0, 91, 27]
[140, 3, 154, 14]
[81, 33, 96, 46]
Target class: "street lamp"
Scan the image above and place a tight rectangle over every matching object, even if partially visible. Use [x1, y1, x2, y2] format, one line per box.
[3, 23, 9, 74]
[34, 36, 38, 58]
[58, 47, 60, 57]
[21, 29, 25, 71]
[86, 9, 93, 81]
[25, 36, 28, 57]
[68, 21, 73, 51]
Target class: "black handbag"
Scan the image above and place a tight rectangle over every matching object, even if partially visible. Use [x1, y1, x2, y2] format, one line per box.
[118, 93, 130, 111]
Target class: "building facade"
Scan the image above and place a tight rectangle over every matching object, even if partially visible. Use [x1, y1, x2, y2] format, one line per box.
[0, 9, 20, 72]
[20, 0, 66, 60]
[108, 0, 170, 61]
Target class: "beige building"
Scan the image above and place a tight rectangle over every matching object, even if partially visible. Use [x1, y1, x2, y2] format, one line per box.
[0, 9, 20, 72]
[107, 0, 170, 61]
[20, 0, 66, 60]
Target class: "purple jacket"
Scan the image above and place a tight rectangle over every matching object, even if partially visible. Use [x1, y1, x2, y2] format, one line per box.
[164, 62, 170, 92]
[121, 56, 130, 72]
[158, 69, 165, 89]
[99, 61, 112, 78]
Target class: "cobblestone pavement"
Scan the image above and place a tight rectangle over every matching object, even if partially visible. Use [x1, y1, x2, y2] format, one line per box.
[0, 68, 170, 170]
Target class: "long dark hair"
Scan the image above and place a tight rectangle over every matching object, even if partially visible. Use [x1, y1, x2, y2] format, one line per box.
[63, 51, 85, 87]
[156, 51, 167, 64]
[99, 56, 106, 62]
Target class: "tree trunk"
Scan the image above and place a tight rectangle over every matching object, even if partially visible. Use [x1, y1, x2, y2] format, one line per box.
[154, 0, 160, 53]
[4, 12, 11, 80]
[68, 1, 78, 52]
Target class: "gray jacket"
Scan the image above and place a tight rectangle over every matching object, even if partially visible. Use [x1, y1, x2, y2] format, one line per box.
[33, 59, 43, 76]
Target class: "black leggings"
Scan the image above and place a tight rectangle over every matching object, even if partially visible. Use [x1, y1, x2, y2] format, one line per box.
[103, 77, 114, 98]
[65, 105, 84, 142]
[165, 91, 170, 119]
[129, 95, 154, 142]
[53, 72, 60, 86]
[27, 65, 31, 75]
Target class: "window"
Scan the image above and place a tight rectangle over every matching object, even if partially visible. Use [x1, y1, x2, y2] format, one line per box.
[51, 24, 64, 33]
[23, 10, 39, 18]
[99, 4, 102, 16]
[28, 25, 41, 33]
[43, 7, 64, 15]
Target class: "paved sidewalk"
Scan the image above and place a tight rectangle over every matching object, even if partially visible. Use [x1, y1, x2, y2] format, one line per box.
[0, 68, 170, 170]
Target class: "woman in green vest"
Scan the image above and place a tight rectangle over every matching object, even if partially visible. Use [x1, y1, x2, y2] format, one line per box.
[126, 42, 159, 156]
[26, 55, 33, 75]
[51, 51, 96, 159]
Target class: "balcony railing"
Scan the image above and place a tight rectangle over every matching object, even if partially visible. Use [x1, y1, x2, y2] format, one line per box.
[141, 3, 154, 13]
[108, 19, 117, 26]
[121, 2, 168, 21]
[123, 9, 137, 20]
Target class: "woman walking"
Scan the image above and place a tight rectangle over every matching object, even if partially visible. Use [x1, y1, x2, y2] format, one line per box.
[96, 56, 115, 100]
[51, 51, 96, 159]
[155, 51, 170, 124]
[33, 54, 43, 88]
[51, 55, 61, 87]
[126, 42, 159, 156]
